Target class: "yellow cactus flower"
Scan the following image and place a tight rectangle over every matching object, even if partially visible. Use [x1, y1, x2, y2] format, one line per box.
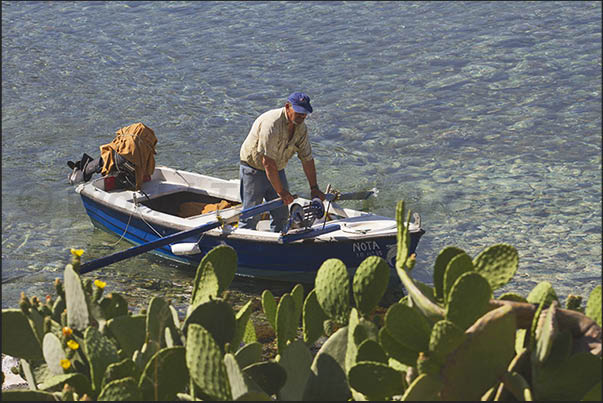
[70, 248, 84, 257]
[60, 359, 71, 370]
[62, 327, 73, 337]
[94, 279, 107, 289]
[67, 340, 79, 350]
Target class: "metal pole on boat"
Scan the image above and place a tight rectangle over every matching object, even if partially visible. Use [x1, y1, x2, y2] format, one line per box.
[79, 197, 287, 274]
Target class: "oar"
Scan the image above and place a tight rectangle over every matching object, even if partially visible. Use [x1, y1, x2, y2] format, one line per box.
[325, 188, 376, 202]
[79, 197, 287, 274]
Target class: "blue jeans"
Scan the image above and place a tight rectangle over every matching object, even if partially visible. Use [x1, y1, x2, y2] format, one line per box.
[239, 163, 289, 232]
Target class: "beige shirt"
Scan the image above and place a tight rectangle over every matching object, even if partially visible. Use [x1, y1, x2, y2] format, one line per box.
[240, 107, 313, 171]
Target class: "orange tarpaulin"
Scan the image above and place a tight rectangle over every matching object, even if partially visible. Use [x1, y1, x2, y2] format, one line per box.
[99, 123, 157, 190]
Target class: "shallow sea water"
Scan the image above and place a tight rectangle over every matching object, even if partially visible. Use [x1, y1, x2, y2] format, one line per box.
[2, 1, 601, 313]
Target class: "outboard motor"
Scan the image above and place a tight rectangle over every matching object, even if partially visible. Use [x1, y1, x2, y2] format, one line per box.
[283, 197, 325, 233]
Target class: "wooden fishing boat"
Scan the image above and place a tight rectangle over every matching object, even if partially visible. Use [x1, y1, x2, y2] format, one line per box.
[75, 166, 425, 282]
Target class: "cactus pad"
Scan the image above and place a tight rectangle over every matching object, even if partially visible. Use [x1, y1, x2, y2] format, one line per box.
[534, 301, 558, 364]
[186, 323, 231, 400]
[302, 289, 328, 346]
[276, 340, 313, 401]
[585, 285, 602, 327]
[183, 299, 235, 351]
[472, 244, 518, 290]
[379, 326, 420, 366]
[428, 320, 466, 360]
[356, 339, 388, 364]
[42, 333, 67, 375]
[139, 346, 188, 401]
[314, 258, 351, 325]
[98, 377, 142, 401]
[442, 252, 474, 301]
[348, 361, 404, 400]
[440, 304, 517, 401]
[234, 342, 262, 369]
[433, 246, 465, 300]
[64, 264, 89, 330]
[192, 245, 237, 304]
[401, 373, 442, 401]
[242, 361, 287, 396]
[446, 272, 492, 330]
[384, 302, 431, 352]
[353, 256, 390, 317]
[1, 309, 43, 361]
[83, 326, 119, 393]
[276, 293, 297, 354]
[527, 281, 558, 306]
[261, 289, 277, 330]
[106, 314, 146, 358]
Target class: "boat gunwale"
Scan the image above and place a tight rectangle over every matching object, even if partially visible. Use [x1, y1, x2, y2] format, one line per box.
[77, 166, 421, 243]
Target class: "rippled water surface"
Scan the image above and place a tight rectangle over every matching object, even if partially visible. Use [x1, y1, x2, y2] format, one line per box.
[2, 1, 601, 311]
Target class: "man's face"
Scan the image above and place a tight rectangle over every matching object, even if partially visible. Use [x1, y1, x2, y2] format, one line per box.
[286, 103, 307, 125]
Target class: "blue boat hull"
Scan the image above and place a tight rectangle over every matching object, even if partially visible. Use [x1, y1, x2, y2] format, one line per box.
[81, 194, 423, 282]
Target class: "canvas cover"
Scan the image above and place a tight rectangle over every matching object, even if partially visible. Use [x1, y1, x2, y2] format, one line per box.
[99, 122, 157, 190]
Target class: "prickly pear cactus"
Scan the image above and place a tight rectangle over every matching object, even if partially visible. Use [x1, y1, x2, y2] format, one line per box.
[499, 292, 527, 302]
[585, 285, 602, 327]
[564, 294, 583, 311]
[302, 327, 351, 401]
[83, 326, 119, 393]
[101, 358, 139, 390]
[42, 332, 67, 375]
[472, 244, 518, 291]
[276, 340, 313, 401]
[224, 353, 252, 400]
[138, 346, 188, 401]
[191, 245, 237, 307]
[446, 272, 492, 330]
[384, 303, 431, 353]
[183, 299, 236, 351]
[1, 309, 43, 361]
[242, 361, 287, 396]
[314, 258, 351, 325]
[146, 297, 175, 347]
[428, 319, 466, 360]
[106, 314, 146, 358]
[534, 301, 558, 364]
[355, 339, 388, 364]
[395, 200, 411, 271]
[379, 326, 420, 366]
[185, 323, 231, 400]
[442, 252, 474, 302]
[231, 300, 254, 351]
[527, 281, 558, 306]
[302, 289, 328, 346]
[234, 342, 262, 369]
[261, 289, 277, 330]
[64, 264, 90, 330]
[276, 293, 297, 354]
[433, 246, 465, 300]
[98, 377, 142, 401]
[401, 373, 442, 401]
[348, 361, 404, 400]
[99, 292, 129, 320]
[440, 304, 517, 401]
[353, 256, 390, 317]
[291, 283, 304, 324]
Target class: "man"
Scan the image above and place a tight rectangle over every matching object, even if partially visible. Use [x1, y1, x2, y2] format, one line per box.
[239, 92, 325, 232]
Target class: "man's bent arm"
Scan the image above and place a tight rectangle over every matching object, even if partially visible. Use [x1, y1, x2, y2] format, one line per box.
[262, 155, 294, 204]
[301, 158, 325, 200]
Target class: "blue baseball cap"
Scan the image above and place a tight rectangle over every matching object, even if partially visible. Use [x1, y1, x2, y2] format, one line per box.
[287, 92, 313, 114]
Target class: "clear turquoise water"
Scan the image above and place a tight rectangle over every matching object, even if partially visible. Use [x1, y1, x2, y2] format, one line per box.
[2, 1, 601, 311]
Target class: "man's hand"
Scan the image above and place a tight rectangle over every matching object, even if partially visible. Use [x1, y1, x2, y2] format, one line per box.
[311, 187, 325, 201]
[279, 190, 295, 205]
